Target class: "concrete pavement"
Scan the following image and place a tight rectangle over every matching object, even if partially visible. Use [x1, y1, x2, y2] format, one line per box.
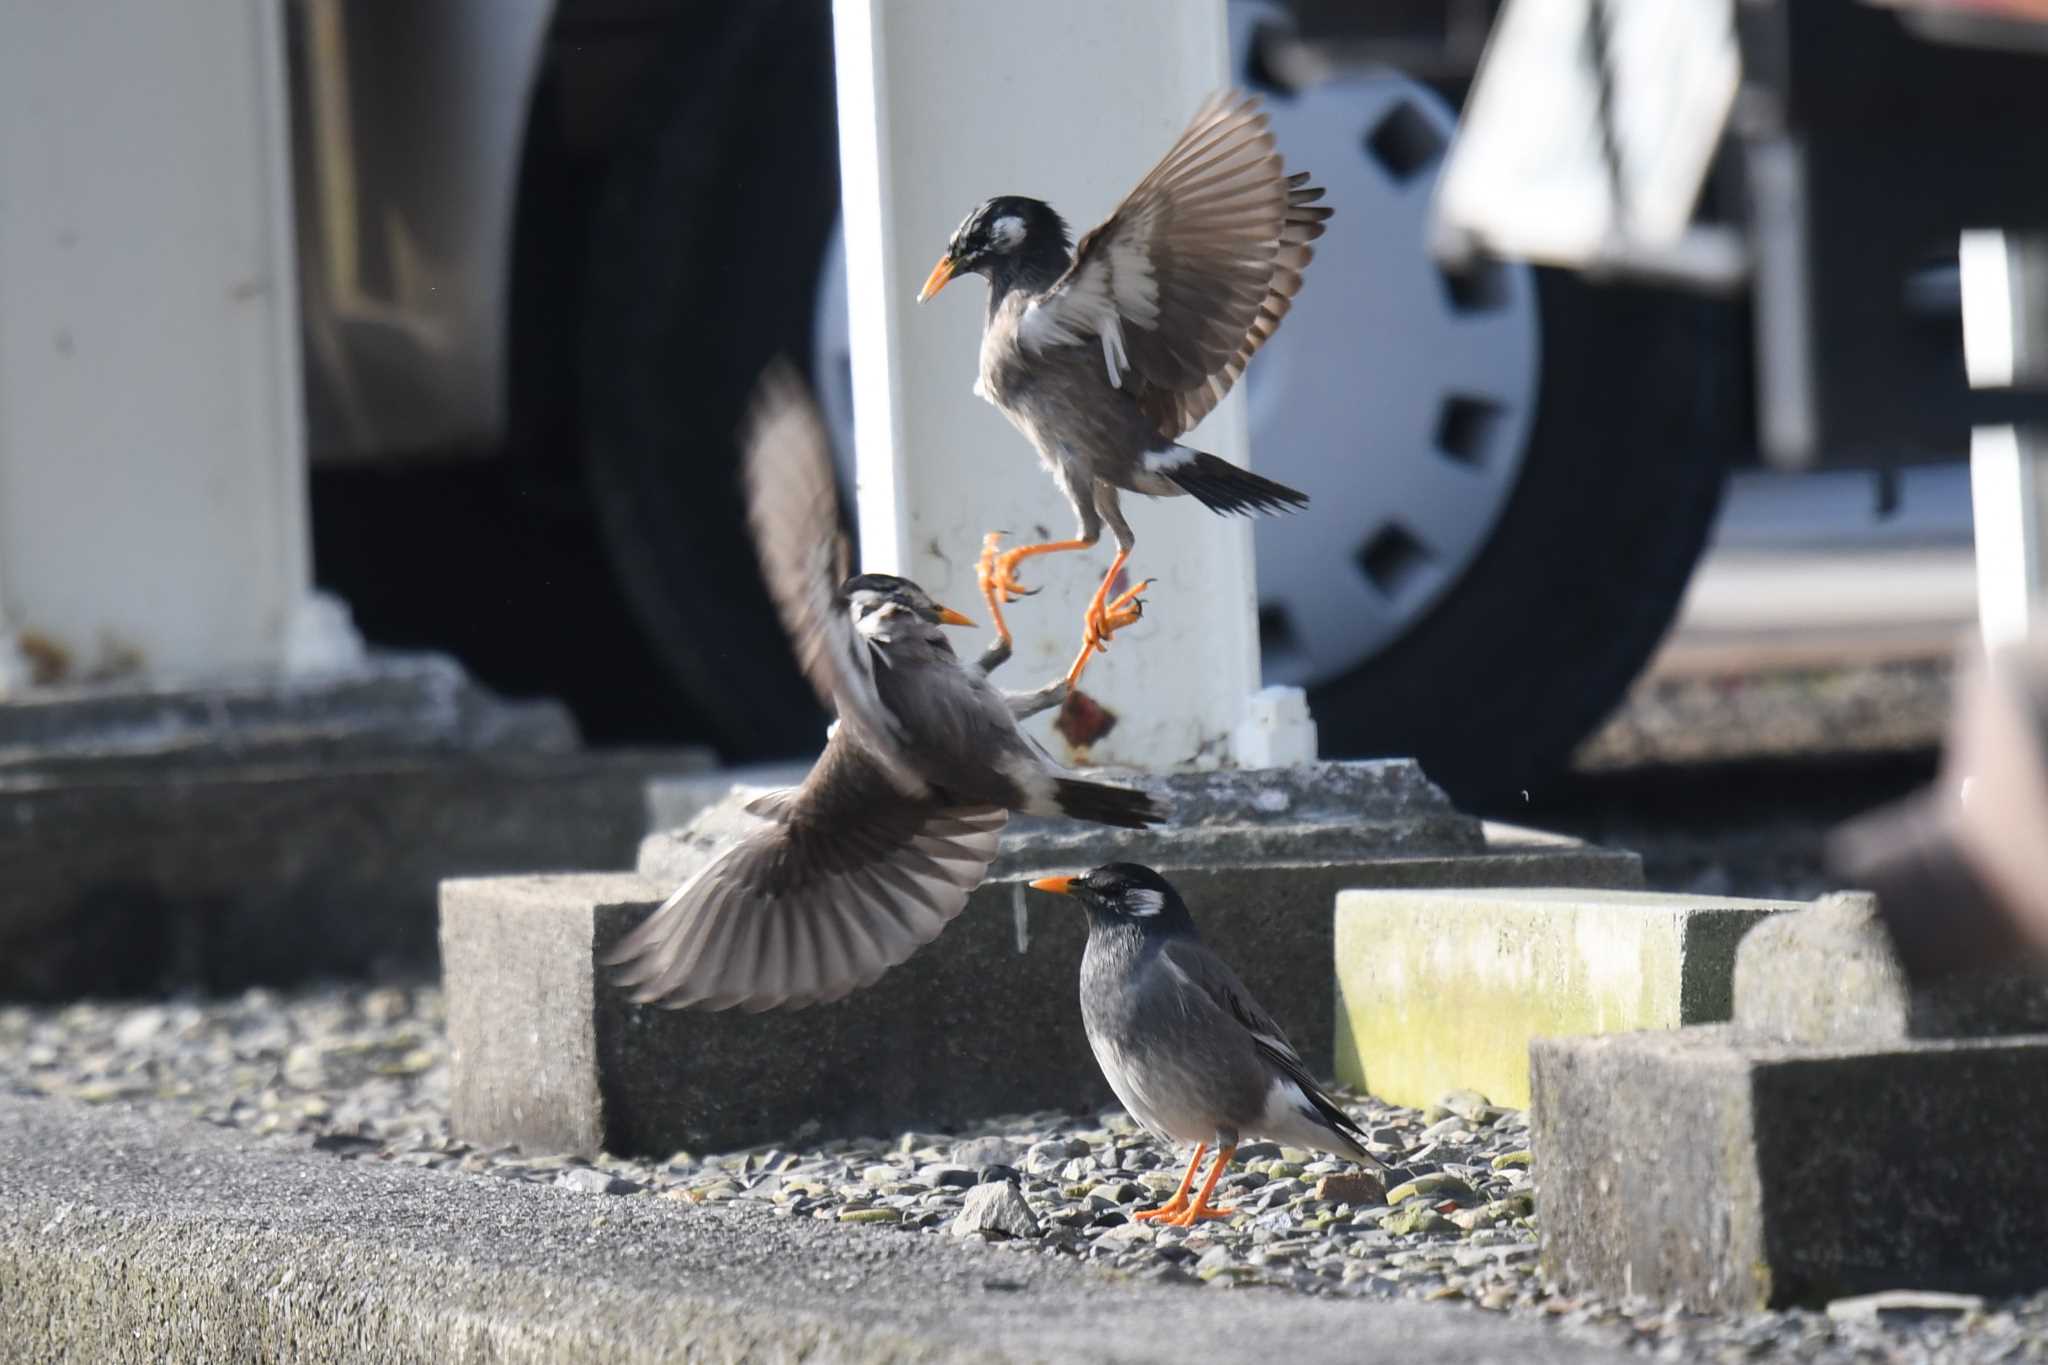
[0, 1093, 1625, 1364]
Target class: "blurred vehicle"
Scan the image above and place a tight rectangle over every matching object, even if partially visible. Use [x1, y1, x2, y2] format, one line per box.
[289, 0, 2033, 800]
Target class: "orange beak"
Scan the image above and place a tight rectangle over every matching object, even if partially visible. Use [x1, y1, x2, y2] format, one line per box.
[936, 605, 975, 628]
[1029, 875, 1076, 895]
[917, 253, 957, 303]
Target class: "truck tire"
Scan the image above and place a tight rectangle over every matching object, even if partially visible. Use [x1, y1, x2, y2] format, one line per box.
[1309, 271, 1736, 804]
[579, 0, 838, 758]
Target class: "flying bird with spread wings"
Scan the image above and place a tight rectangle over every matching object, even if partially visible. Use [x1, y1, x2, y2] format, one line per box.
[917, 89, 1328, 686]
[605, 365, 1166, 1012]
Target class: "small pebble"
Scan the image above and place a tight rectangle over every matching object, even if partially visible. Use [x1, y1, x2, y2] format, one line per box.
[553, 1169, 640, 1197]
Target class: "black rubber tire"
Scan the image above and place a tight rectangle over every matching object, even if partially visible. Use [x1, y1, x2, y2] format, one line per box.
[1310, 271, 1738, 806]
[579, 0, 839, 759]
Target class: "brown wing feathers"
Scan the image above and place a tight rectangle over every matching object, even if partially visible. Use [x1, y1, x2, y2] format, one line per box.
[1152, 168, 1331, 439]
[605, 741, 1009, 1012]
[1048, 90, 1331, 440]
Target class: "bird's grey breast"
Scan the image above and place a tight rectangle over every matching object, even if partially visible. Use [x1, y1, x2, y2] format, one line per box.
[1080, 932, 1267, 1145]
[983, 304, 1160, 488]
[976, 296, 1038, 415]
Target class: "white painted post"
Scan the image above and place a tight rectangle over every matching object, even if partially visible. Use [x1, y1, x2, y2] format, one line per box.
[1969, 425, 2048, 653]
[1960, 229, 2048, 651]
[0, 0, 359, 690]
[833, 0, 1299, 770]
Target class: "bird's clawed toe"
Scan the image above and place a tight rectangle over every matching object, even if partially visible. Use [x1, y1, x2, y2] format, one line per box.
[1163, 1201, 1236, 1227]
[1063, 578, 1152, 688]
[1131, 1199, 1189, 1223]
[1096, 577, 1153, 639]
[977, 532, 1039, 605]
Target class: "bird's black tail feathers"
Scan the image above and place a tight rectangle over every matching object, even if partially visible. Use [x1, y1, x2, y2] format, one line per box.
[1303, 1082, 1380, 1168]
[1053, 777, 1166, 829]
[1166, 451, 1309, 517]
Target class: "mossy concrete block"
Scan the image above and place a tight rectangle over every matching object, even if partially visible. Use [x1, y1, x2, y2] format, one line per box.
[1334, 889, 1795, 1109]
[1531, 1026, 2048, 1310]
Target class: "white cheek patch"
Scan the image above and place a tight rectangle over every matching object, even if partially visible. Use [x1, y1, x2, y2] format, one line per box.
[990, 215, 1027, 250]
[1124, 888, 1166, 918]
[853, 602, 904, 643]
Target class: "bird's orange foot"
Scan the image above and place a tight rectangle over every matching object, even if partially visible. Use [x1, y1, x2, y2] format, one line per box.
[976, 532, 1040, 606]
[1163, 1200, 1236, 1228]
[1132, 1196, 1191, 1223]
[1093, 577, 1153, 641]
[1063, 578, 1154, 687]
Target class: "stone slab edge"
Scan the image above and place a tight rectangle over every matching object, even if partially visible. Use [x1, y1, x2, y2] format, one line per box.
[0, 1095, 1622, 1365]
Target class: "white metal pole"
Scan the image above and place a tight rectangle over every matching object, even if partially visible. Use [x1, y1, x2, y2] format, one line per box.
[1961, 230, 2048, 650]
[1969, 425, 2048, 652]
[833, 0, 1294, 770]
[0, 0, 354, 689]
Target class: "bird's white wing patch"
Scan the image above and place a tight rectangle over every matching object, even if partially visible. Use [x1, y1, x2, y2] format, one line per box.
[1140, 444, 1194, 473]
[1260, 1074, 1323, 1129]
[1017, 210, 1162, 391]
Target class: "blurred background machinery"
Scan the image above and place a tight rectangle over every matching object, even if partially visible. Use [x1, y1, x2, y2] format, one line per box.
[291, 0, 2031, 800]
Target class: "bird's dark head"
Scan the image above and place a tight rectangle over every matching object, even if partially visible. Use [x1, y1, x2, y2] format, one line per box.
[840, 572, 975, 644]
[1030, 862, 1196, 936]
[916, 196, 1072, 302]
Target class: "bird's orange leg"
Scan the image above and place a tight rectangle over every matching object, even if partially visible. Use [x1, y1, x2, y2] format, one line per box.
[1063, 550, 1153, 688]
[1163, 1142, 1237, 1227]
[1132, 1143, 1206, 1222]
[978, 532, 1094, 646]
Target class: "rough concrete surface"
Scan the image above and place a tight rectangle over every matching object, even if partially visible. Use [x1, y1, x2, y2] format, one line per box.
[1531, 1026, 2048, 1311]
[0, 652, 576, 773]
[445, 821, 1639, 1157]
[644, 760, 812, 833]
[4, 749, 706, 999]
[0, 1094, 1626, 1364]
[1732, 892, 2048, 1042]
[1334, 888, 1793, 1109]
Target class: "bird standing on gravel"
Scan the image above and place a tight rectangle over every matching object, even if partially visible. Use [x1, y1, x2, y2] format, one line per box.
[1030, 862, 1383, 1226]
[606, 367, 1166, 1013]
[916, 89, 1326, 687]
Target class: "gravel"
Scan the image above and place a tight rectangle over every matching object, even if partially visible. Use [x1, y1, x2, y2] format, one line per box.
[5, 982, 2048, 1362]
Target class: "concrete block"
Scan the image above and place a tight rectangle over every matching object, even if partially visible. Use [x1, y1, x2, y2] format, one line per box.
[3, 749, 707, 999]
[1333, 888, 1793, 1110]
[1, 650, 707, 998]
[445, 763, 1642, 1156]
[1733, 891, 2048, 1043]
[1531, 1026, 2048, 1310]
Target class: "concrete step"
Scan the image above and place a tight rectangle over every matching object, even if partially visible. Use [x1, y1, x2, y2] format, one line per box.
[0, 1094, 1623, 1364]
[443, 765, 1641, 1156]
